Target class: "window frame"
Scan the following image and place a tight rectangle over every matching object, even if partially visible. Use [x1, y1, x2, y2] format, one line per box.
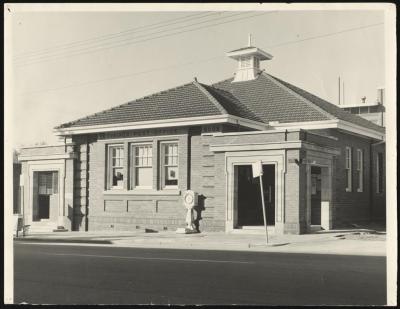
[376, 152, 384, 194]
[107, 144, 125, 190]
[130, 143, 153, 190]
[240, 56, 251, 69]
[356, 149, 363, 192]
[345, 146, 352, 192]
[160, 142, 179, 190]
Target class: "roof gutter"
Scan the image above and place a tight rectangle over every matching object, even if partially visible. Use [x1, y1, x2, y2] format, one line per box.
[53, 114, 267, 136]
[268, 119, 384, 141]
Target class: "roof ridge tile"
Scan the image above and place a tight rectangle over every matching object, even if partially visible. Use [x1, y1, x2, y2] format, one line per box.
[193, 81, 227, 115]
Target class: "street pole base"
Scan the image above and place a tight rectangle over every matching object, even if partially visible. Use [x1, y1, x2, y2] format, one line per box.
[249, 242, 290, 248]
[53, 226, 69, 232]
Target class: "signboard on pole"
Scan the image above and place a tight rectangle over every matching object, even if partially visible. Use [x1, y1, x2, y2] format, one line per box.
[252, 160, 269, 244]
[252, 161, 263, 178]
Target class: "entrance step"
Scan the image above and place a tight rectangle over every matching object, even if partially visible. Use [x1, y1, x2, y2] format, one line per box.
[27, 222, 58, 234]
[230, 226, 275, 235]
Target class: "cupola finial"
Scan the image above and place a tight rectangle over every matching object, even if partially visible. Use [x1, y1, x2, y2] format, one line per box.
[248, 33, 252, 47]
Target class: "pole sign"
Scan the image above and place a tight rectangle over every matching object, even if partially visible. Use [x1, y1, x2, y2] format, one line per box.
[252, 160, 263, 178]
[252, 160, 269, 244]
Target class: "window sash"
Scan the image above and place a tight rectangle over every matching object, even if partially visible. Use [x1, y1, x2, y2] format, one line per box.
[135, 166, 153, 188]
[161, 143, 179, 188]
[108, 145, 124, 189]
[240, 57, 251, 68]
[38, 172, 58, 195]
[345, 147, 352, 191]
[131, 144, 153, 189]
[357, 149, 363, 192]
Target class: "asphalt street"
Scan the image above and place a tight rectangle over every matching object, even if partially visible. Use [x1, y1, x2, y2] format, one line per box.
[14, 242, 386, 305]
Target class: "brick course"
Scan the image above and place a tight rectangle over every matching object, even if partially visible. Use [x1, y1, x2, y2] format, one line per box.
[67, 125, 385, 234]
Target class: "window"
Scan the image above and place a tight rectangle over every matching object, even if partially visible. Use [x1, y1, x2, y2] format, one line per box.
[108, 145, 124, 189]
[254, 57, 260, 69]
[345, 147, 352, 192]
[369, 106, 378, 113]
[38, 171, 58, 195]
[240, 56, 251, 69]
[131, 144, 153, 189]
[350, 107, 360, 114]
[376, 152, 384, 194]
[162, 143, 179, 188]
[356, 149, 363, 192]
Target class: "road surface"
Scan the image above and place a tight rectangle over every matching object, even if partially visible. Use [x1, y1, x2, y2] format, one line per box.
[14, 242, 386, 305]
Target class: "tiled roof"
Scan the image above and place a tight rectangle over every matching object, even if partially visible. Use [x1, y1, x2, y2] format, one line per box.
[266, 74, 385, 133]
[212, 72, 385, 133]
[56, 82, 227, 129]
[212, 74, 331, 124]
[200, 83, 263, 122]
[57, 71, 384, 135]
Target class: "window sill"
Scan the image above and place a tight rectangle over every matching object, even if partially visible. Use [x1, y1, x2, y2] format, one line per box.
[103, 189, 181, 196]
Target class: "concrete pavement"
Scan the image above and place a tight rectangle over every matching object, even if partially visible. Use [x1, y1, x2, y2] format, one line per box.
[14, 227, 386, 256]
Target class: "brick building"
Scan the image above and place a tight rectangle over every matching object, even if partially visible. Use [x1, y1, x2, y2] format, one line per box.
[17, 42, 386, 234]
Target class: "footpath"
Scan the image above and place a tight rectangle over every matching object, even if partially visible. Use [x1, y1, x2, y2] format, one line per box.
[14, 226, 386, 256]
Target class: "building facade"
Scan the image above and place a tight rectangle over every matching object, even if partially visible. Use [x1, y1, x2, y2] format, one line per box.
[17, 43, 386, 234]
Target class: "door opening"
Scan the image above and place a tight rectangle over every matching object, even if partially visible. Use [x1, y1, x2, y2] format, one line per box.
[310, 166, 322, 225]
[33, 171, 59, 222]
[236, 164, 275, 227]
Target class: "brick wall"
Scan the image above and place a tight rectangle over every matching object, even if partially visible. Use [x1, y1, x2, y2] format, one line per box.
[308, 129, 384, 227]
[78, 128, 196, 232]
[189, 133, 225, 231]
[284, 149, 307, 234]
[70, 126, 385, 233]
[71, 136, 90, 231]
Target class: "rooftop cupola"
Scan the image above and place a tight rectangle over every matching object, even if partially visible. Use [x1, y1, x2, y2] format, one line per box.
[227, 34, 273, 82]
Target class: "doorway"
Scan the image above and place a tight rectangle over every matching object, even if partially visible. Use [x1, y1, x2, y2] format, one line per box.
[236, 164, 275, 227]
[310, 166, 322, 225]
[33, 171, 59, 222]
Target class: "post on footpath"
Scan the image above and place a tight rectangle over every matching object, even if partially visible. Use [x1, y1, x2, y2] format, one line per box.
[252, 160, 268, 244]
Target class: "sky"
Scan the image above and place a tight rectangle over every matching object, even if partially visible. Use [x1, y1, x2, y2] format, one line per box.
[6, 4, 387, 148]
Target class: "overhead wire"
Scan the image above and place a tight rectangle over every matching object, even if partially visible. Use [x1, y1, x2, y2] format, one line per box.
[14, 11, 273, 67]
[18, 21, 384, 96]
[13, 11, 220, 60]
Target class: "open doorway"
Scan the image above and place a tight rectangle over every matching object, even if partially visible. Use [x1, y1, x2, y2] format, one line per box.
[236, 164, 275, 227]
[32, 171, 59, 222]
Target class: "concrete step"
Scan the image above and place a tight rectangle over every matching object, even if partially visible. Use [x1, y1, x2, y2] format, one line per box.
[230, 226, 275, 235]
[28, 223, 58, 233]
